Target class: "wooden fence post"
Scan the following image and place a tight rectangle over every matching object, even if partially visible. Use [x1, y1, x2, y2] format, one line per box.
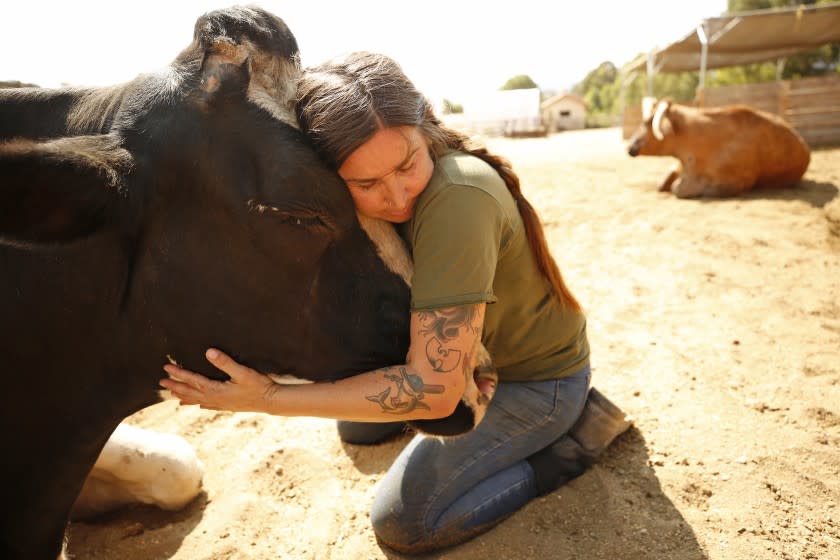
[779, 79, 791, 122]
[696, 86, 706, 108]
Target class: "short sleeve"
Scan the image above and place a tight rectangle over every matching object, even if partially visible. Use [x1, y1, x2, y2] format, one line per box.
[408, 184, 504, 310]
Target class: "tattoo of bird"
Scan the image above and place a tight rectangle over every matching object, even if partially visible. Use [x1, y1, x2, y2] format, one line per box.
[366, 367, 445, 414]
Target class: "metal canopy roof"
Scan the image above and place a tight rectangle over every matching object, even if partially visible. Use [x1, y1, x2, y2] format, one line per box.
[623, 2, 840, 75]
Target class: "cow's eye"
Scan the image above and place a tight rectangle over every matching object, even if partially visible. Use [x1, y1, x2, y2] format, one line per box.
[248, 200, 333, 233]
[275, 212, 324, 228]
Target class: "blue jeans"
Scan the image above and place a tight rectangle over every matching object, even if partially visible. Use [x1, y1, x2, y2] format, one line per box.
[365, 364, 591, 553]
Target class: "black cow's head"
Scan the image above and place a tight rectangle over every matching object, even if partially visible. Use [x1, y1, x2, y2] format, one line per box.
[0, 9, 403, 559]
[0, 5, 495, 435]
[0, 6, 410, 396]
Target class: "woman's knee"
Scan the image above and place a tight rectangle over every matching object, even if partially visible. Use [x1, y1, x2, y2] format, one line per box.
[369, 490, 428, 552]
[370, 495, 489, 555]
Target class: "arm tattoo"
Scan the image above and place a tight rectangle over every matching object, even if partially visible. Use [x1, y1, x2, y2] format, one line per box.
[366, 367, 445, 415]
[418, 306, 482, 372]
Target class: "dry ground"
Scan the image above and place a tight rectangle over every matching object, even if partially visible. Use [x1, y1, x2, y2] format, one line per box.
[67, 128, 840, 560]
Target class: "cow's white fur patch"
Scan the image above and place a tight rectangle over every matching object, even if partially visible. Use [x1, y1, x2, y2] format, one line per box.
[72, 423, 204, 519]
[267, 373, 313, 385]
[244, 40, 301, 129]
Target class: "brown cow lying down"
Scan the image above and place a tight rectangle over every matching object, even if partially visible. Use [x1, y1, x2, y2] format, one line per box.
[627, 98, 810, 198]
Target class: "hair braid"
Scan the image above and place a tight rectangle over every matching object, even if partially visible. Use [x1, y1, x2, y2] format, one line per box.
[422, 115, 581, 311]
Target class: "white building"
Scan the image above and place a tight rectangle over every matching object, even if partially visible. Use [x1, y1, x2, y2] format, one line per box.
[541, 93, 588, 132]
[457, 88, 544, 137]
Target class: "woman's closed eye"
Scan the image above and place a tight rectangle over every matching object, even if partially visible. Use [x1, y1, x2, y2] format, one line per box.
[348, 180, 377, 191]
[397, 157, 417, 174]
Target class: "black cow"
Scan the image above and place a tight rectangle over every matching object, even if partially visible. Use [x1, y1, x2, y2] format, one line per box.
[0, 7, 499, 557]
[0, 7, 414, 559]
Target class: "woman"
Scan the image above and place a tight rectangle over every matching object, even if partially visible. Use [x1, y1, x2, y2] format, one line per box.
[160, 51, 630, 553]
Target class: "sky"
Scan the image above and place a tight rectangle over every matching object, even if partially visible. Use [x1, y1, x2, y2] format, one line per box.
[1, 0, 727, 102]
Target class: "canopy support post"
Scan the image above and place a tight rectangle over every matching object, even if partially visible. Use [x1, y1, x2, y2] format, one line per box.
[646, 51, 656, 97]
[697, 22, 709, 90]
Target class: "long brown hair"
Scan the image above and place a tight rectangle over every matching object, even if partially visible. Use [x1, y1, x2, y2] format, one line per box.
[296, 52, 581, 311]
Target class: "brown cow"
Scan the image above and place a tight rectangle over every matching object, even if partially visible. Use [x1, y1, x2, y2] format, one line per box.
[627, 98, 810, 198]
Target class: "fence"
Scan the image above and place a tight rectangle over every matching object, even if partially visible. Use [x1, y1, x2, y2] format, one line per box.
[622, 105, 643, 139]
[622, 74, 840, 147]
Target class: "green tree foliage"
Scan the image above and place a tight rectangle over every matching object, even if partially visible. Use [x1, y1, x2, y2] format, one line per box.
[572, 62, 620, 127]
[441, 99, 463, 114]
[500, 74, 538, 90]
[574, 61, 700, 127]
[726, 0, 837, 11]
[0, 80, 39, 88]
[620, 71, 700, 110]
[729, 0, 794, 11]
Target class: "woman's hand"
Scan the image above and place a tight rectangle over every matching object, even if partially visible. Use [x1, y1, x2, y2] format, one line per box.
[160, 348, 277, 413]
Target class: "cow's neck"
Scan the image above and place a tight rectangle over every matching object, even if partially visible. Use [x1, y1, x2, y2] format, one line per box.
[356, 214, 413, 286]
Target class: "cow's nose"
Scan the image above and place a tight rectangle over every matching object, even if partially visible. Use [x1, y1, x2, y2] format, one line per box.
[627, 142, 640, 157]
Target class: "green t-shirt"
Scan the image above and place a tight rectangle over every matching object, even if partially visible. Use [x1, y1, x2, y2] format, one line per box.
[398, 151, 589, 382]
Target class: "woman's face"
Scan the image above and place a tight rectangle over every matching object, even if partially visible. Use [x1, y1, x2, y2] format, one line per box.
[338, 126, 434, 223]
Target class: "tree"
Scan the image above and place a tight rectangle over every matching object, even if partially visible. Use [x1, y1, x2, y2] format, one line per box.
[573, 62, 620, 122]
[573, 62, 618, 109]
[441, 99, 463, 114]
[500, 74, 537, 90]
[0, 80, 39, 88]
[620, 70, 700, 110]
[571, 60, 699, 127]
[727, 0, 819, 11]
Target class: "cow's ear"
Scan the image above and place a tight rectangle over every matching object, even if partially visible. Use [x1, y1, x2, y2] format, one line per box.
[0, 135, 132, 246]
[197, 41, 250, 103]
[667, 104, 683, 134]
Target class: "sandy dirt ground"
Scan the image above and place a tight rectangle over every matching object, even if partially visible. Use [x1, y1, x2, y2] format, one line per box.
[66, 128, 840, 560]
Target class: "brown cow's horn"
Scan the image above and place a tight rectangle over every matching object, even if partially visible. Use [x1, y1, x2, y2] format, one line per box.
[652, 100, 668, 141]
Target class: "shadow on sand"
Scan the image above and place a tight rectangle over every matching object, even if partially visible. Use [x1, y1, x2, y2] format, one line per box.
[341, 425, 709, 560]
[65, 491, 207, 558]
[736, 179, 838, 208]
[340, 427, 414, 476]
[65, 423, 710, 559]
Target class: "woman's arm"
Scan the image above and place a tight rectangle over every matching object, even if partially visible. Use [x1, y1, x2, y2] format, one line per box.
[159, 303, 485, 422]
